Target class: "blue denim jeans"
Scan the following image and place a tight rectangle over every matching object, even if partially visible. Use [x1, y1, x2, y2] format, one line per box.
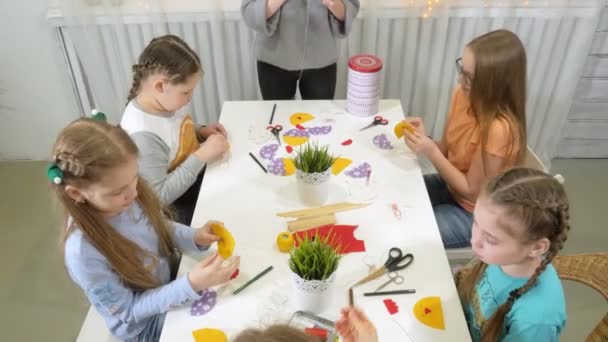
[125, 313, 166, 342]
[424, 174, 474, 248]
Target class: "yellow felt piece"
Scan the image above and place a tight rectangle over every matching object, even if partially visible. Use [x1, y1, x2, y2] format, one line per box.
[192, 328, 227, 342]
[276, 232, 295, 252]
[332, 158, 352, 175]
[289, 112, 315, 126]
[283, 135, 309, 146]
[394, 121, 416, 138]
[413, 296, 445, 330]
[210, 223, 235, 259]
[283, 158, 295, 176]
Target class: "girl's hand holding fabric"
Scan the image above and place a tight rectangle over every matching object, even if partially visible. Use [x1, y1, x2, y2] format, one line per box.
[193, 134, 229, 162]
[194, 221, 222, 247]
[404, 116, 427, 136]
[187, 253, 240, 292]
[199, 123, 227, 138]
[404, 129, 437, 157]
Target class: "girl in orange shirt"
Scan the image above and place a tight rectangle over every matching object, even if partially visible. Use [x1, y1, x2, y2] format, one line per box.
[401, 30, 527, 248]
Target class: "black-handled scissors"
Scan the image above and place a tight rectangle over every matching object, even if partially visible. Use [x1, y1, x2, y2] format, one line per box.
[351, 247, 414, 288]
[359, 115, 389, 131]
[384, 247, 414, 272]
[266, 124, 283, 145]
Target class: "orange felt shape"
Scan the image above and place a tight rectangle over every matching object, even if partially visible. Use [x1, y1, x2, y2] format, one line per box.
[394, 121, 416, 138]
[210, 223, 235, 259]
[413, 296, 445, 330]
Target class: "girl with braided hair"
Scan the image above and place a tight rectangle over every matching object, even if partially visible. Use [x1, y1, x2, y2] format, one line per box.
[455, 167, 569, 341]
[49, 118, 239, 341]
[121, 34, 228, 225]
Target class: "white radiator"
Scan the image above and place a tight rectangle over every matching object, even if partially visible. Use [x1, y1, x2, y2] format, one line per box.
[49, 1, 601, 165]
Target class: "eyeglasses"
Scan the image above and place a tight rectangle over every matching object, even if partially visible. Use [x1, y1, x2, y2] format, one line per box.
[456, 57, 473, 84]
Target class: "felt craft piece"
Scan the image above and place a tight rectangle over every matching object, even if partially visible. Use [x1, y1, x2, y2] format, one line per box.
[192, 328, 227, 342]
[283, 129, 310, 146]
[230, 269, 240, 280]
[296, 124, 306, 130]
[345, 162, 371, 178]
[286, 145, 293, 153]
[294, 224, 365, 254]
[383, 299, 399, 315]
[394, 121, 416, 138]
[268, 158, 295, 176]
[259, 144, 279, 160]
[290, 112, 315, 126]
[373, 134, 394, 150]
[331, 158, 353, 175]
[341, 139, 353, 146]
[413, 296, 445, 330]
[190, 289, 217, 316]
[307, 126, 333, 135]
[210, 223, 235, 259]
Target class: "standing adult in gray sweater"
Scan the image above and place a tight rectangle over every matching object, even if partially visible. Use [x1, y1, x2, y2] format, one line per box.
[242, 0, 360, 100]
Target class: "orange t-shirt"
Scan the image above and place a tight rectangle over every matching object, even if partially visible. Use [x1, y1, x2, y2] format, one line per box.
[443, 87, 521, 212]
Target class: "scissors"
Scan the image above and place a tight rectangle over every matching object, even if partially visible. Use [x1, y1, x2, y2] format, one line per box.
[266, 124, 283, 145]
[352, 247, 414, 288]
[359, 115, 389, 131]
[374, 271, 405, 292]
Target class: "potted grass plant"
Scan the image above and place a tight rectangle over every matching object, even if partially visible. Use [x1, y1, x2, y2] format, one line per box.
[289, 232, 342, 313]
[293, 143, 338, 205]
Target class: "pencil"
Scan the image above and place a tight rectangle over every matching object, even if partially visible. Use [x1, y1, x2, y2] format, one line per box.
[363, 289, 416, 296]
[248, 152, 268, 173]
[269, 103, 277, 125]
[233, 265, 274, 295]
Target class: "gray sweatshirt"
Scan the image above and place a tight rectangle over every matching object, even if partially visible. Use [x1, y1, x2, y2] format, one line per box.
[241, 0, 360, 71]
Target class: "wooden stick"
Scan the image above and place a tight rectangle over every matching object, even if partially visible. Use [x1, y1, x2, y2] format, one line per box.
[277, 202, 369, 218]
[287, 214, 336, 232]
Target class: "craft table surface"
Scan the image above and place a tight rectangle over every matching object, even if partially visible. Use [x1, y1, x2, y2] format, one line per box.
[160, 100, 471, 341]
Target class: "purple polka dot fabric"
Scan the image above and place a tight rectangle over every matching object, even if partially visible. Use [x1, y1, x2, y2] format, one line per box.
[259, 144, 279, 160]
[190, 289, 217, 316]
[372, 134, 394, 150]
[308, 126, 333, 135]
[345, 162, 371, 178]
[268, 158, 286, 176]
[284, 129, 310, 138]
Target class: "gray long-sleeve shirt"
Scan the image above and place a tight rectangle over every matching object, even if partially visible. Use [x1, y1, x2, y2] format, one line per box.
[241, 0, 360, 71]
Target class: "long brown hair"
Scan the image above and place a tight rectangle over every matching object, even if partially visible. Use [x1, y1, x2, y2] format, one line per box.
[455, 168, 570, 341]
[467, 29, 527, 170]
[234, 325, 318, 342]
[51, 118, 177, 291]
[127, 34, 202, 103]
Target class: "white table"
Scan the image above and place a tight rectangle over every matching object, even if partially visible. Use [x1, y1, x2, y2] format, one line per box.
[160, 100, 470, 341]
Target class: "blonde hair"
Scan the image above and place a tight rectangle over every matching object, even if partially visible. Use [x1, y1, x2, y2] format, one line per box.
[127, 34, 202, 103]
[455, 168, 570, 341]
[51, 118, 177, 291]
[234, 325, 318, 342]
[467, 29, 527, 171]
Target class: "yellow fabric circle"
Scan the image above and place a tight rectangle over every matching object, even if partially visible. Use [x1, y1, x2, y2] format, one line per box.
[210, 223, 235, 259]
[413, 296, 445, 330]
[394, 121, 415, 138]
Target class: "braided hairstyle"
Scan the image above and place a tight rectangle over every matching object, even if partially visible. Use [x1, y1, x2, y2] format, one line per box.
[51, 118, 178, 291]
[127, 34, 202, 103]
[456, 167, 570, 341]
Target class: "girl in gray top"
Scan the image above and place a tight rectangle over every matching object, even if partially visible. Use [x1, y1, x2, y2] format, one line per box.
[242, 0, 360, 100]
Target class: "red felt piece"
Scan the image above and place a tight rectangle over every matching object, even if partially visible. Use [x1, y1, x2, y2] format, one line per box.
[424, 307, 432, 314]
[296, 124, 306, 130]
[230, 269, 240, 280]
[304, 328, 328, 339]
[293, 224, 366, 254]
[286, 145, 293, 153]
[383, 299, 399, 315]
[341, 139, 353, 146]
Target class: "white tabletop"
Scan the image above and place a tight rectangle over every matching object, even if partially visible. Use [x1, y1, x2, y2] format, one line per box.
[160, 100, 470, 342]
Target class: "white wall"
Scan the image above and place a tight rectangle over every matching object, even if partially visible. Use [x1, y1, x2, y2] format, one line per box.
[0, 0, 79, 161]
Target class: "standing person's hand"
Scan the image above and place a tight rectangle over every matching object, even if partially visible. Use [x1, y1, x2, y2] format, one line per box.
[336, 307, 378, 342]
[266, 0, 287, 19]
[322, 0, 346, 21]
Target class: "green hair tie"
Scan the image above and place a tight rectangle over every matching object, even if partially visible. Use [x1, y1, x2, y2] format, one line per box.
[47, 164, 64, 184]
[91, 109, 107, 122]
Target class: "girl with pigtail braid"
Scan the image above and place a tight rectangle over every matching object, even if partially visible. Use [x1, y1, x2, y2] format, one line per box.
[455, 167, 570, 341]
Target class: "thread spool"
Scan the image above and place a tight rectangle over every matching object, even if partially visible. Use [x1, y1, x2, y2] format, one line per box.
[276, 232, 295, 253]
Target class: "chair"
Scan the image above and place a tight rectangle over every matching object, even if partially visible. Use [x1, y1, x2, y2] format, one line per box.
[445, 146, 562, 261]
[553, 253, 608, 341]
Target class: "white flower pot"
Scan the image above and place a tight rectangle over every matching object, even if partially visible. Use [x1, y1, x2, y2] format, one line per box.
[291, 271, 337, 314]
[296, 169, 331, 206]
